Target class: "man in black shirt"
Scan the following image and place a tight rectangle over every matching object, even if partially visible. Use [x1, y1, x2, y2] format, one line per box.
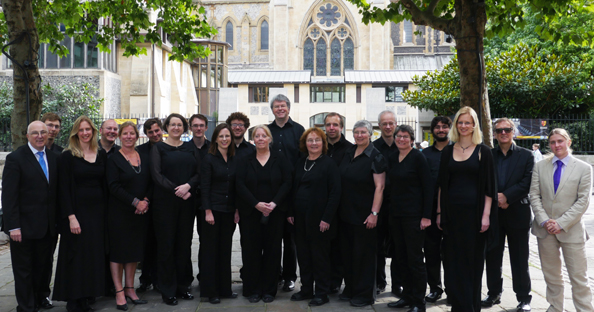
[483, 118, 533, 312]
[372, 110, 402, 296]
[98, 119, 120, 157]
[421, 116, 452, 303]
[136, 118, 163, 293]
[324, 112, 352, 293]
[41, 112, 64, 155]
[190, 114, 211, 160]
[226, 112, 255, 161]
[268, 94, 304, 292]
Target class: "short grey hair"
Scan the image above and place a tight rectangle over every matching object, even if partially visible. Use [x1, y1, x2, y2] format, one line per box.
[353, 120, 373, 136]
[377, 110, 396, 123]
[269, 94, 291, 110]
[493, 117, 516, 133]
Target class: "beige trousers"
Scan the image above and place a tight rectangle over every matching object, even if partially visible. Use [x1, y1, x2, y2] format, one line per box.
[537, 235, 594, 312]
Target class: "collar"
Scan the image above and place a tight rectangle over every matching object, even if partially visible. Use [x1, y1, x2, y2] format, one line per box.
[271, 117, 294, 128]
[236, 139, 251, 148]
[329, 134, 347, 147]
[194, 138, 210, 149]
[98, 140, 117, 151]
[28, 142, 46, 155]
[496, 143, 516, 155]
[359, 142, 375, 157]
[430, 140, 453, 151]
[552, 154, 571, 166]
[377, 136, 395, 148]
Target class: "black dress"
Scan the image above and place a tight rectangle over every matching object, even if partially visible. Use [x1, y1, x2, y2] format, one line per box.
[106, 151, 152, 263]
[236, 151, 292, 298]
[53, 150, 108, 302]
[150, 141, 200, 298]
[438, 144, 497, 312]
[292, 154, 341, 298]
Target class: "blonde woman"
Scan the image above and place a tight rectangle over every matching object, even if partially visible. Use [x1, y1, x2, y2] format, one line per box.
[53, 116, 108, 312]
[436, 106, 497, 312]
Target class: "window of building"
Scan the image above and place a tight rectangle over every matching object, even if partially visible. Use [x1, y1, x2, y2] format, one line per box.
[226, 21, 233, 50]
[87, 36, 98, 68]
[59, 35, 71, 68]
[403, 20, 413, 43]
[294, 84, 299, 103]
[356, 84, 361, 103]
[301, 1, 356, 77]
[310, 85, 345, 103]
[384, 86, 406, 102]
[249, 86, 268, 103]
[74, 42, 85, 68]
[261, 20, 269, 50]
[309, 112, 346, 131]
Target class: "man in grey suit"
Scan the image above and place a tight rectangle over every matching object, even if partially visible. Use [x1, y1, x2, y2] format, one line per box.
[2, 121, 58, 312]
[529, 128, 594, 312]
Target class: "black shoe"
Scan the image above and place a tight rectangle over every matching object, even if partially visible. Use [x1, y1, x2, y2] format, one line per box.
[388, 299, 412, 308]
[115, 289, 128, 311]
[290, 291, 314, 301]
[248, 295, 261, 303]
[40, 297, 54, 309]
[177, 291, 194, 300]
[136, 283, 152, 293]
[425, 290, 443, 303]
[309, 296, 329, 306]
[392, 286, 403, 297]
[481, 294, 501, 307]
[124, 287, 147, 304]
[407, 306, 426, 312]
[338, 293, 351, 301]
[162, 296, 178, 306]
[350, 299, 372, 307]
[282, 280, 295, 292]
[329, 286, 340, 294]
[377, 284, 386, 294]
[262, 295, 275, 303]
[222, 292, 238, 299]
[517, 301, 531, 312]
[208, 297, 220, 304]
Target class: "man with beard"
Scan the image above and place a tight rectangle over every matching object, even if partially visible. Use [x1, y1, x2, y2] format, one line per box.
[421, 116, 452, 303]
[99, 119, 120, 157]
[226, 112, 255, 160]
[41, 112, 64, 155]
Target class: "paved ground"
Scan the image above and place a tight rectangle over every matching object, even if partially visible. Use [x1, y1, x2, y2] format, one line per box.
[0, 193, 593, 312]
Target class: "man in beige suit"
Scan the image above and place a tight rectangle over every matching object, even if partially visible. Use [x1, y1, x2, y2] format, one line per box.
[529, 128, 593, 312]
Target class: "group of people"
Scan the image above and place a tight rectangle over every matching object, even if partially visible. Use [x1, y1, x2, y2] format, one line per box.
[2, 95, 593, 312]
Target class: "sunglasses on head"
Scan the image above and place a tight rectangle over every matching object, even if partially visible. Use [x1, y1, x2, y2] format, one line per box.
[495, 128, 513, 134]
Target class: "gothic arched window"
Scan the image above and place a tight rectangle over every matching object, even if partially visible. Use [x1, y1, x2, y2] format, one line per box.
[226, 21, 234, 50]
[261, 20, 269, 50]
[403, 20, 413, 43]
[316, 38, 327, 76]
[304, 39, 314, 73]
[344, 38, 354, 71]
[331, 38, 341, 76]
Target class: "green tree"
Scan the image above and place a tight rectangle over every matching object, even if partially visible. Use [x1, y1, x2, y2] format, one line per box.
[347, 0, 594, 146]
[403, 43, 592, 116]
[0, 0, 217, 148]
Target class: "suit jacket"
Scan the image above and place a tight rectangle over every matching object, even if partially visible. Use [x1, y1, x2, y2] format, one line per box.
[492, 144, 534, 229]
[529, 155, 592, 243]
[1, 145, 58, 239]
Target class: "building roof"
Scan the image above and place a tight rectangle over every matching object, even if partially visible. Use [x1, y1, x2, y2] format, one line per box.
[228, 71, 311, 84]
[344, 70, 428, 84]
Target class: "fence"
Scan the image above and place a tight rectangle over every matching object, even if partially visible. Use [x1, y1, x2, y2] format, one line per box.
[0, 114, 217, 152]
[492, 114, 594, 155]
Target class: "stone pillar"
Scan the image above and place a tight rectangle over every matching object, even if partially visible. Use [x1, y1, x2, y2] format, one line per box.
[273, 0, 288, 70]
[366, 87, 385, 123]
[241, 15, 251, 65]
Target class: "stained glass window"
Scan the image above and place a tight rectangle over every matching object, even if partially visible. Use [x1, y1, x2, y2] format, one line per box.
[318, 4, 341, 27]
[344, 38, 354, 71]
[226, 21, 233, 50]
[316, 39, 327, 76]
[331, 38, 341, 76]
[303, 39, 314, 74]
[261, 21, 269, 50]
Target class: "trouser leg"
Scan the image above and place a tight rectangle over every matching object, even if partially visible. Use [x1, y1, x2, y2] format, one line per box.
[485, 225, 506, 297]
[537, 235, 565, 312]
[506, 227, 532, 303]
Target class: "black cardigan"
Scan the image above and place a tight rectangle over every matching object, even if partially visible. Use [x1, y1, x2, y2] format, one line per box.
[200, 151, 236, 213]
[437, 143, 499, 250]
[235, 150, 292, 217]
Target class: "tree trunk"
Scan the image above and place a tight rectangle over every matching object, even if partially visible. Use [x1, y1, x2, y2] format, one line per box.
[453, 0, 493, 147]
[1, 0, 43, 150]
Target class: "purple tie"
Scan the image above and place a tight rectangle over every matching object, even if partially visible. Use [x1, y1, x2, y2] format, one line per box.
[554, 160, 563, 193]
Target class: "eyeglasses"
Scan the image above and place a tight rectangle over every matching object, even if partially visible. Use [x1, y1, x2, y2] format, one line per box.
[231, 123, 245, 128]
[495, 128, 513, 134]
[307, 138, 322, 144]
[457, 121, 473, 127]
[395, 135, 410, 140]
[29, 131, 48, 137]
[380, 122, 396, 127]
[46, 124, 60, 129]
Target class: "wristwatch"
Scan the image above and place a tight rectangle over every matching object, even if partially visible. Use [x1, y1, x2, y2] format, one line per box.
[371, 211, 378, 216]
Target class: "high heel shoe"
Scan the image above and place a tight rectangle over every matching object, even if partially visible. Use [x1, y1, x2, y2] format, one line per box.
[124, 286, 148, 304]
[115, 289, 128, 311]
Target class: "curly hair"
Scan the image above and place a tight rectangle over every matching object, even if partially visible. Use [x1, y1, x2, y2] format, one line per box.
[299, 127, 328, 155]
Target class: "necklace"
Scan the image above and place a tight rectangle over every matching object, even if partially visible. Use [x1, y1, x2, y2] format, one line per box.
[122, 150, 141, 174]
[304, 158, 316, 172]
[458, 143, 472, 153]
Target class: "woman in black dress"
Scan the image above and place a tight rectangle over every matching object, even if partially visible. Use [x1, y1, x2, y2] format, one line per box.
[53, 116, 107, 312]
[200, 123, 238, 304]
[236, 125, 292, 303]
[106, 121, 151, 310]
[150, 113, 199, 306]
[339, 120, 387, 307]
[386, 125, 433, 311]
[288, 127, 341, 307]
[436, 106, 497, 311]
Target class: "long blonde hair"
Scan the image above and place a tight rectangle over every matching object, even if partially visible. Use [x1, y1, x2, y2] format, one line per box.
[66, 116, 99, 158]
[449, 106, 483, 145]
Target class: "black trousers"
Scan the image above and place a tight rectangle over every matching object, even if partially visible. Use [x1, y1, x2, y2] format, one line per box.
[329, 221, 343, 290]
[239, 210, 284, 297]
[340, 221, 377, 304]
[376, 208, 403, 290]
[294, 214, 333, 297]
[391, 216, 427, 307]
[10, 231, 55, 312]
[39, 233, 58, 300]
[139, 210, 158, 286]
[280, 220, 297, 282]
[153, 201, 195, 298]
[485, 226, 532, 303]
[199, 210, 236, 298]
[194, 203, 203, 281]
[424, 220, 444, 293]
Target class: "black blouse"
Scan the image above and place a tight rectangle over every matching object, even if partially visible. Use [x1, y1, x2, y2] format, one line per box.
[150, 141, 200, 198]
[339, 144, 387, 225]
[327, 135, 353, 167]
[200, 151, 236, 213]
[387, 148, 433, 219]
